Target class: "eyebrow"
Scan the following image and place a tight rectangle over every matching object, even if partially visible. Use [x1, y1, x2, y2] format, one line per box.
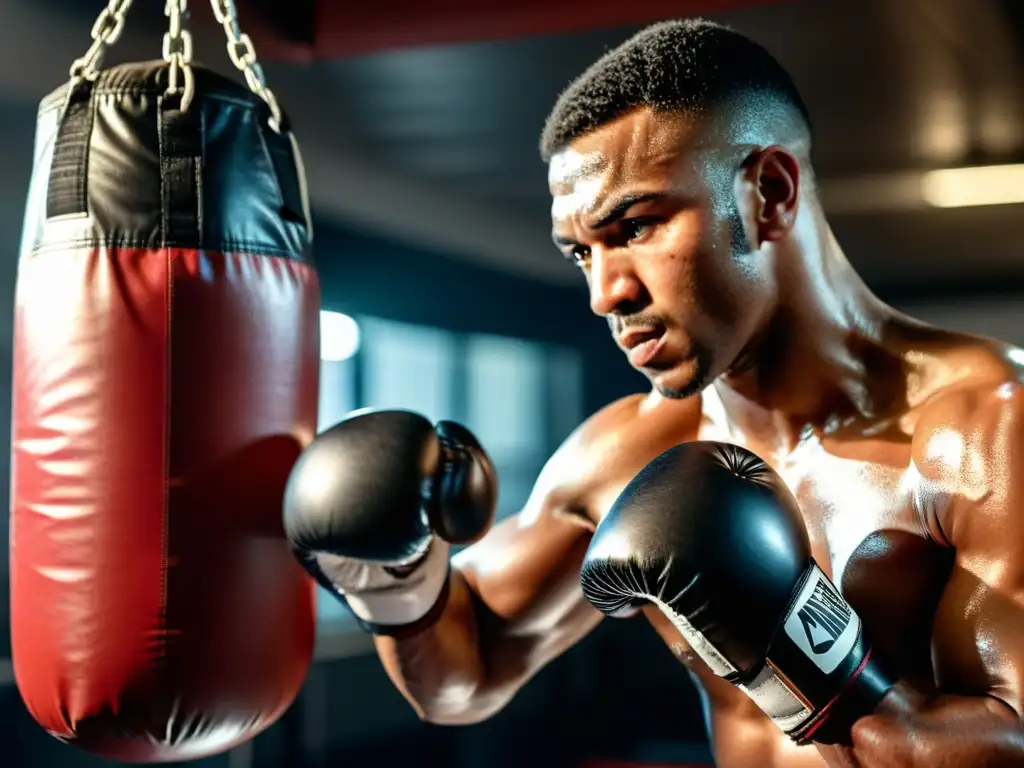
[590, 191, 667, 229]
[551, 191, 669, 247]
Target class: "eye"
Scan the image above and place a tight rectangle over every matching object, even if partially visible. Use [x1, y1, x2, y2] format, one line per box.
[621, 217, 656, 242]
[566, 244, 590, 265]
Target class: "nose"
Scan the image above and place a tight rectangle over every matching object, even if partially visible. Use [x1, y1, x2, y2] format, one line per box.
[588, 248, 643, 317]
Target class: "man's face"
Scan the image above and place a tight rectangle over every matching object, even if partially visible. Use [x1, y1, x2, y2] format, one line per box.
[548, 108, 776, 399]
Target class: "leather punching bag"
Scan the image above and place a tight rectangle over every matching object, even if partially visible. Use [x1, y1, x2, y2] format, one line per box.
[10, 61, 319, 762]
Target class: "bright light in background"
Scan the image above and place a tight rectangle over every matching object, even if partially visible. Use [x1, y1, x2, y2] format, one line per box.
[921, 164, 1024, 208]
[917, 90, 969, 165]
[320, 311, 360, 361]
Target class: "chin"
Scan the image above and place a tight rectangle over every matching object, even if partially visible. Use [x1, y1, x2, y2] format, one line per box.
[649, 355, 712, 400]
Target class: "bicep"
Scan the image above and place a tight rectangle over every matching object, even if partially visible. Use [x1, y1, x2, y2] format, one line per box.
[446, 394, 660, 676]
[932, 554, 1024, 715]
[928, 381, 1024, 715]
[442, 509, 602, 704]
[454, 506, 600, 640]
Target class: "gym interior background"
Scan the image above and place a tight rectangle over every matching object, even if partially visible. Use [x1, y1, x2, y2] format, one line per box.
[0, 0, 1022, 765]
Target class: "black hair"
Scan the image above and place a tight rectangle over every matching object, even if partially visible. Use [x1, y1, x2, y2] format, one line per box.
[539, 19, 813, 162]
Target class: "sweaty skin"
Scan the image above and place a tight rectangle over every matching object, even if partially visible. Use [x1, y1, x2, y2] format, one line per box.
[373, 108, 1024, 767]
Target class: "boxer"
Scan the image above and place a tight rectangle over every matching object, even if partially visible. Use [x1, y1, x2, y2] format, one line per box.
[285, 19, 1024, 767]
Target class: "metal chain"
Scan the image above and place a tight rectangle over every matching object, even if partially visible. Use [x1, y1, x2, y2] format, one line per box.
[163, 0, 195, 110]
[68, 0, 134, 85]
[210, 0, 284, 131]
[65, 0, 283, 131]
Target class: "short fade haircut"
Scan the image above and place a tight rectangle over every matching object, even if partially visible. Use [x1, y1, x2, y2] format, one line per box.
[539, 19, 813, 163]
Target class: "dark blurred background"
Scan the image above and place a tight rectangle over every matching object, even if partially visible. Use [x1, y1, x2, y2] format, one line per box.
[0, 0, 1022, 765]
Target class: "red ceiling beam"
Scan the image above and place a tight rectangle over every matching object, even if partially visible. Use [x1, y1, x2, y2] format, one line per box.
[218, 0, 794, 62]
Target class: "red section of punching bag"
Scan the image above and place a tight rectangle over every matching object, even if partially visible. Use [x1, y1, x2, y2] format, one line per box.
[11, 62, 319, 762]
[12, 248, 319, 759]
[12, 247, 172, 737]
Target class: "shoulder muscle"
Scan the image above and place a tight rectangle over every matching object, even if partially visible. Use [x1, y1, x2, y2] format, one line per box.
[913, 376, 1024, 548]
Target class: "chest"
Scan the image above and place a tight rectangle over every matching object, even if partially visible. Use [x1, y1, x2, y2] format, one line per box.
[747, 435, 920, 585]
[589, 409, 956, 689]
[693, 421, 955, 687]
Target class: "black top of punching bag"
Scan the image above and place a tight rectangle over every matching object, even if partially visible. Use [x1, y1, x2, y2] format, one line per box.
[22, 60, 312, 260]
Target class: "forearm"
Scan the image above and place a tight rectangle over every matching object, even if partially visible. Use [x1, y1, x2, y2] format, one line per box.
[850, 682, 1024, 767]
[373, 568, 512, 725]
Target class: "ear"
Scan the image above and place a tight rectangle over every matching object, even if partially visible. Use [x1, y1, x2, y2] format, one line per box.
[738, 146, 800, 243]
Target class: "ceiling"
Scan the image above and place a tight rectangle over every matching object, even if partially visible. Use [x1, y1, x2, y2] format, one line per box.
[4, 0, 1024, 296]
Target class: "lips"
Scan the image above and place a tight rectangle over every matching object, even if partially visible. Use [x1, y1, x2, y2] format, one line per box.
[619, 326, 666, 368]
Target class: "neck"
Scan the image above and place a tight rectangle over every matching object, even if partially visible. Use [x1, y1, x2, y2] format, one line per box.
[715, 214, 907, 451]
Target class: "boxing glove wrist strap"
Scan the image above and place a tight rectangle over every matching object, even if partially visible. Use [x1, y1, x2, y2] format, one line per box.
[352, 573, 452, 639]
[786, 645, 896, 745]
[314, 538, 452, 637]
[744, 561, 895, 744]
[654, 560, 894, 745]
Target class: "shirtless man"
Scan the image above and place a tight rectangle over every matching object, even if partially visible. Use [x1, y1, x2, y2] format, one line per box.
[284, 19, 1024, 767]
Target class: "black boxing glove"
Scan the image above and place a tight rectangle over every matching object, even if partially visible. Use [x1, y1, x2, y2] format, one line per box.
[284, 409, 497, 637]
[580, 441, 895, 746]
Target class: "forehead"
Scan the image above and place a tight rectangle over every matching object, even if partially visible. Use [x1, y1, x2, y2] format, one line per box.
[548, 109, 701, 218]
